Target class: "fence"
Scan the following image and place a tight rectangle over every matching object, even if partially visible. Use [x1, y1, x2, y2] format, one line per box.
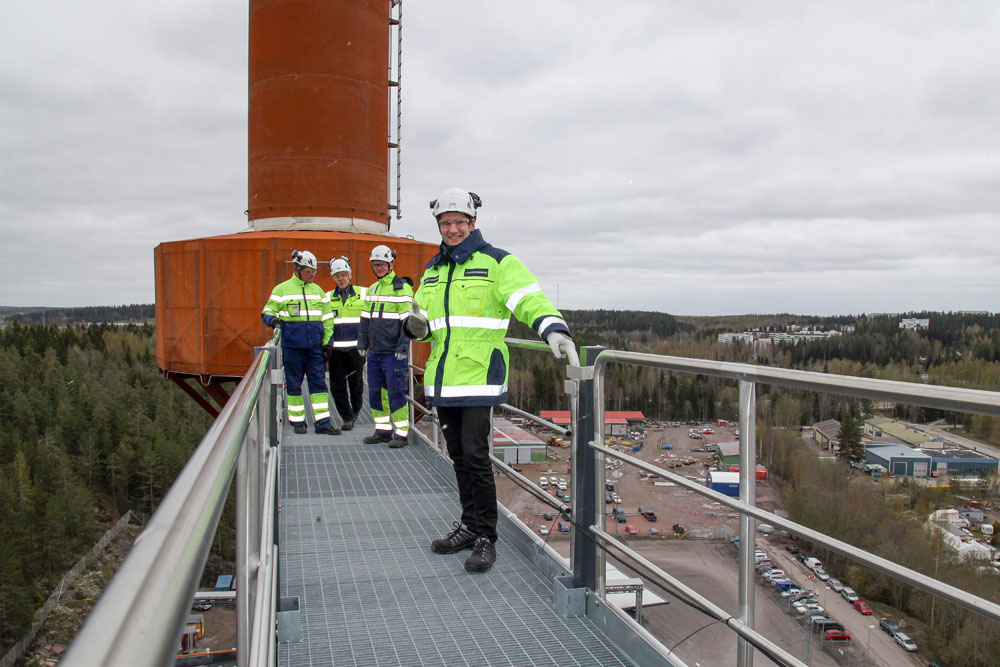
[0, 511, 135, 667]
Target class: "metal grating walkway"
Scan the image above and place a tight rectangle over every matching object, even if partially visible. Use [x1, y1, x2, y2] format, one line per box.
[276, 419, 636, 667]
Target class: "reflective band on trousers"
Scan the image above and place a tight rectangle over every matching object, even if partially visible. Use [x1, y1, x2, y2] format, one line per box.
[425, 383, 508, 398]
[428, 315, 510, 332]
[374, 416, 392, 432]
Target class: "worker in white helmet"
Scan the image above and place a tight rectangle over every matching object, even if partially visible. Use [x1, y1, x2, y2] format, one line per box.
[261, 250, 339, 435]
[325, 256, 367, 430]
[357, 245, 414, 447]
[404, 189, 575, 573]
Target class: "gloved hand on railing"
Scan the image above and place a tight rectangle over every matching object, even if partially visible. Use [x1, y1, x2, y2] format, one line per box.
[403, 297, 429, 340]
[546, 331, 578, 365]
[266, 315, 282, 329]
[394, 351, 407, 362]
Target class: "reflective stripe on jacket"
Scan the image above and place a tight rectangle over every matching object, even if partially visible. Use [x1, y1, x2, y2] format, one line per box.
[358, 271, 413, 355]
[413, 228, 569, 407]
[261, 275, 333, 349]
[327, 284, 367, 348]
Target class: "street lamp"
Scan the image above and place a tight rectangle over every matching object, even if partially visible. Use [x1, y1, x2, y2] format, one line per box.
[866, 624, 875, 666]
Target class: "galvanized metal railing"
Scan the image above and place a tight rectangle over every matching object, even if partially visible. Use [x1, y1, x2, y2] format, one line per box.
[60, 334, 285, 667]
[576, 347, 1000, 667]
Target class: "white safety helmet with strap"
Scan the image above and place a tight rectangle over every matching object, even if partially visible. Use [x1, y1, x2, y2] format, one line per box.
[329, 256, 352, 275]
[369, 245, 396, 263]
[429, 188, 482, 220]
[291, 250, 318, 270]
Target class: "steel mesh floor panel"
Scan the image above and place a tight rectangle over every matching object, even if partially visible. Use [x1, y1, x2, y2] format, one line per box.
[277, 430, 634, 667]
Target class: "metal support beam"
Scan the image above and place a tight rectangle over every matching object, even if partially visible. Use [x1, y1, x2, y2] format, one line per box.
[572, 346, 602, 591]
[737, 380, 757, 667]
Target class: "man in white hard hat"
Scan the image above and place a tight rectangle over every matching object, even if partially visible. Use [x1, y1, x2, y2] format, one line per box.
[404, 189, 575, 573]
[326, 256, 367, 430]
[357, 245, 414, 447]
[261, 250, 340, 435]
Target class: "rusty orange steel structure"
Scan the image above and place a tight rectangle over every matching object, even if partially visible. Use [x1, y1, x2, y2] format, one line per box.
[155, 0, 436, 415]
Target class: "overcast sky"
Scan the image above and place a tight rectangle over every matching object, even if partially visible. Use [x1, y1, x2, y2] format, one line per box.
[2, 1, 999, 316]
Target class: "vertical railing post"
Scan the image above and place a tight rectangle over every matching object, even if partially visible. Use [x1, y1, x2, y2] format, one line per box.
[737, 379, 757, 667]
[570, 346, 602, 591]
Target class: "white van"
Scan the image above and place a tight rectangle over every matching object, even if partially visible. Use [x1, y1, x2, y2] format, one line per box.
[539, 476, 548, 488]
[804, 557, 823, 571]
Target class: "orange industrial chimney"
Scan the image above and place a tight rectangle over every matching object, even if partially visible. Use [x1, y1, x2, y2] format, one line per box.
[155, 0, 436, 415]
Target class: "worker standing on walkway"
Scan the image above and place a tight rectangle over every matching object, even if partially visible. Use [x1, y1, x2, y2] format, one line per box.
[326, 256, 367, 431]
[358, 245, 413, 448]
[404, 188, 575, 573]
[261, 250, 340, 435]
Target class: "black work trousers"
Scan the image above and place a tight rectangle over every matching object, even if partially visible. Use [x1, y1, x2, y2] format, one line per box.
[437, 405, 497, 542]
[328, 348, 365, 422]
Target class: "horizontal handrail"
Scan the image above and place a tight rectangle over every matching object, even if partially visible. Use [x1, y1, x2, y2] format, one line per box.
[61, 344, 274, 667]
[593, 350, 1000, 416]
[592, 442, 1000, 623]
[498, 402, 570, 435]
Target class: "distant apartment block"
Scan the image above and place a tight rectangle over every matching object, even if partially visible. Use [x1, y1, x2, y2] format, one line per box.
[899, 318, 930, 330]
[718, 329, 843, 345]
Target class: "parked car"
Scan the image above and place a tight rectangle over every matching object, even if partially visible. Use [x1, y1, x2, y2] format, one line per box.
[692, 447, 705, 452]
[558, 521, 570, 533]
[689, 433, 702, 439]
[814, 568, 830, 581]
[780, 587, 803, 598]
[824, 629, 851, 641]
[879, 619, 898, 635]
[539, 476, 548, 487]
[543, 512, 554, 521]
[853, 600, 872, 615]
[894, 632, 918, 652]
[616, 512, 627, 524]
[605, 493, 613, 504]
[539, 525, 549, 535]
[827, 578, 844, 593]
[649, 528, 660, 535]
[702, 428, 714, 435]
[840, 587, 858, 603]
[785, 545, 799, 554]
[625, 524, 637, 535]
[642, 511, 657, 521]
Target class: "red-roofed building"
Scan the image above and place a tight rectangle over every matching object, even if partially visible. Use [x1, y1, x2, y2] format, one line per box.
[540, 410, 645, 436]
[491, 417, 547, 464]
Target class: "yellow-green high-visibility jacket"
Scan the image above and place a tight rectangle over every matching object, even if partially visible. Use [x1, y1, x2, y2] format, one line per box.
[261, 275, 333, 348]
[326, 284, 367, 349]
[358, 271, 414, 355]
[412, 228, 569, 406]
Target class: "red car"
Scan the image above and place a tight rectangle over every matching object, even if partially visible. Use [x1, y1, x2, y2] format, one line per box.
[853, 600, 872, 615]
[624, 524, 637, 534]
[824, 629, 851, 641]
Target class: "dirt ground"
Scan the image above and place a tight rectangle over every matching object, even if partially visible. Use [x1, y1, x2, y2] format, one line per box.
[498, 423, 784, 539]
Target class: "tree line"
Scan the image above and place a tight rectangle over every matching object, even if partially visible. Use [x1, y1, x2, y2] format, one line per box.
[0, 321, 211, 648]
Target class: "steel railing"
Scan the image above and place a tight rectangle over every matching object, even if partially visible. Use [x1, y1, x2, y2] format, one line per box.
[582, 348, 1000, 667]
[61, 334, 285, 667]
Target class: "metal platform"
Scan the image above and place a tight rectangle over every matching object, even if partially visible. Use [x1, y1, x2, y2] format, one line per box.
[276, 417, 636, 667]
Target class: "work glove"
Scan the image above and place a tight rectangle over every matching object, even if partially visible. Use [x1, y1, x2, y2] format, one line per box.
[268, 316, 282, 329]
[403, 298, 429, 340]
[394, 351, 407, 362]
[322, 346, 332, 362]
[546, 331, 578, 365]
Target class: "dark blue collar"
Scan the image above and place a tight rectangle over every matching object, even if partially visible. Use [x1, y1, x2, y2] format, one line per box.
[426, 228, 488, 268]
[334, 285, 356, 300]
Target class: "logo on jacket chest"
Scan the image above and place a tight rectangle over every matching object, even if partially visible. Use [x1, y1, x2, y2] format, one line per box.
[464, 268, 489, 277]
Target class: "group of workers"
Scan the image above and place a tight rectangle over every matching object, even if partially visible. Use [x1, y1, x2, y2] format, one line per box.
[261, 188, 575, 573]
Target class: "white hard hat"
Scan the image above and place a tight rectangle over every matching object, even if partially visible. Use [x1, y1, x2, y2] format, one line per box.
[430, 188, 481, 219]
[291, 250, 318, 270]
[370, 245, 396, 263]
[329, 256, 351, 275]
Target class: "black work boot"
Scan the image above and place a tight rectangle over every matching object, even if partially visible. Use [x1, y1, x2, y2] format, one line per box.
[363, 432, 392, 444]
[317, 425, 341, 435]
[389, 436, 408, 448]
[464, 537, 497, 573]
[431, 521, 477, 554]
[340, 419, 354, 431]
[293, 423, 307, 434]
